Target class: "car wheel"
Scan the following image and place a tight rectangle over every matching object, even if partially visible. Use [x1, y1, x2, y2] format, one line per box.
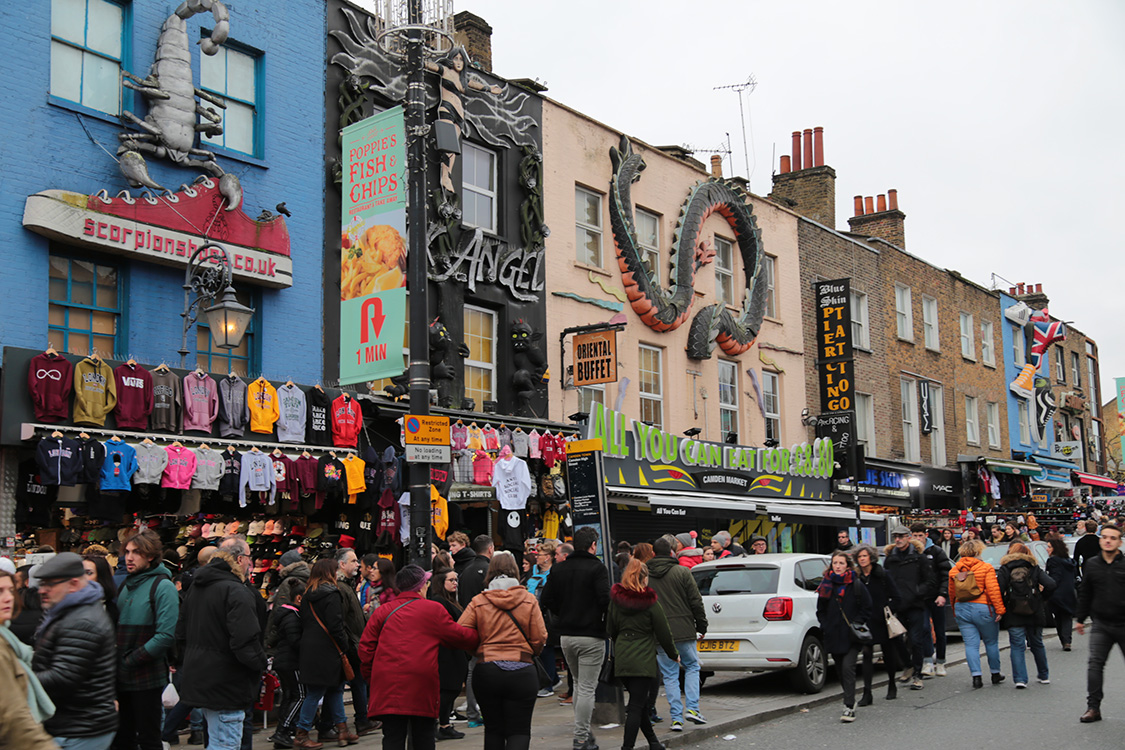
[789, 634, 827, 694]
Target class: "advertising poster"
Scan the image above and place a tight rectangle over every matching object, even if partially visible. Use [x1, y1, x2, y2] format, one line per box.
[1117, 377, 1125, 464]
[340, 107, 408, 385]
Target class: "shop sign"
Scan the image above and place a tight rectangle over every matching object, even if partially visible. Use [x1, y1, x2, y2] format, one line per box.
[339, 107, 408, 386]
[1061, 392, 1087, 414]
[584, 402, 833, 501]
[448, 485, 496, 502]
[815, 279, 853, 364]
[1031, 493, 1049, 503]
[572, 329, 618, 387]
[564, 436, 613, 571]
[836, 468, 914, 499]
[1051, 441, 1083, 462]
[919, 381, 933, 434]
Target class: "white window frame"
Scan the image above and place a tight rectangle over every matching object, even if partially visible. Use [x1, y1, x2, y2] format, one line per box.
[577, 384, 605, 415]
[930, 385, 946, 466]
[1071, 351, 1081, 388]
[856, 392, 875, 456]
[463, 306, 496, 405]
[461, 142, 498, 232]
[901, 378, 920, 461]
[1092, 419, 1102, 461]
[922, 295, 940, 350]
[1013, 324, 1026, 366]
[1087, 353, 1099, 406]
[575, 187, 603, 266]
[1055, 346, 1066, 382]
[895, 284, 914, 341]
[850, 290, 870, 350]
[762, 255, 777, 319]
[960, 312, 975, 360]
[718, 360, 739, 441]
[1018, 400, 1031, 445]
[964, 395, 980, 445]
[635, 209, 661, 286]
[762, 371, 781, 443]
[986, 402, 1001, 449]
[638, 344, 664, 430]
[714, 236, 735, 306]
[981, 320, 995, 366]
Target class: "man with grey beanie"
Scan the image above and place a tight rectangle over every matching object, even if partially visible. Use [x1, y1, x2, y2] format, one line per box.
[709, 530, 745, 558]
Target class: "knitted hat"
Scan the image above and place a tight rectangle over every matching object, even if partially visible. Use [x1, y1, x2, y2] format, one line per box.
[279, 550, 303, 567]
[712, 530, 732, 547]
[675, 531, 697, 549]
[395, 564, 432, 593]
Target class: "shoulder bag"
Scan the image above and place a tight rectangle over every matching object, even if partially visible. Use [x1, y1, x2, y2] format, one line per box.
[835, 594, 873, 645]
[884, 606, 907, 639]
[502, 606, 552, 690]
[312, 597, 418, 682]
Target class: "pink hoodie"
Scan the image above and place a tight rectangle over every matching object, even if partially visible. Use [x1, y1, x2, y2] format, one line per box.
[162, 445, 198, 489]
[182, 372, 219, 433]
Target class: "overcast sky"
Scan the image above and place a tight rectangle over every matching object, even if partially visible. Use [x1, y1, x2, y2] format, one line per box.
[443, 1, 1125, 401]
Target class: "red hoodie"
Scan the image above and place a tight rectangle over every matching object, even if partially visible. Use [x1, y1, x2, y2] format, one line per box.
[113, 363, 153, 429]
[331, 394, 361, 448]
[28, 352, 73, 422]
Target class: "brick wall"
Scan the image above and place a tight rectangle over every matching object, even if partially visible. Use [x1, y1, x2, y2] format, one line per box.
[848, 209, 906, 249]
[769, 167, 837, 227]
[454, 11, 493, 72]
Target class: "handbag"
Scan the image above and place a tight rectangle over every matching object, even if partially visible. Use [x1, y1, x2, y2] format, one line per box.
[311, 601, 361, 682]
[884, 606, 908, 639]
[835, 597, 873, 645]
[502, 608, 552, 690]
[597, 643, 616, 685]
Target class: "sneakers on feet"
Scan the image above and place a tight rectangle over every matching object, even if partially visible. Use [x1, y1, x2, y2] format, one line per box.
[898, 667, 915, 683]
[1037, 677, 1051, 684]
[935, 663, 947, 677]
[910, 678, 924, 690]
[670, 721, 683, 732]
[437, 726, 466, 740]
[841, 707, 856, 723]
[450, 711, 467, 723]
[685, 709, 707, 725]
[920, 662, 935, 678]
[537, 688, 555, 698]
[1015, 682, 1028, 689]
[467, 719, 484, 728]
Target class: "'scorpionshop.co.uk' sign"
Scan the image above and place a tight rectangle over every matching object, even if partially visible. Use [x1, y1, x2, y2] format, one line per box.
[585, 403, 834, 501]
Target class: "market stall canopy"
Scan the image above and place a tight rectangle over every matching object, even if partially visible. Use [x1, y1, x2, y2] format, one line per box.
[1073, 471, 1116, 489]
[982, 458, 1041, 476]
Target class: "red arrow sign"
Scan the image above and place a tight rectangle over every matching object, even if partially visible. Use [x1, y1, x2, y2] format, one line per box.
[360, 296, 386, 344]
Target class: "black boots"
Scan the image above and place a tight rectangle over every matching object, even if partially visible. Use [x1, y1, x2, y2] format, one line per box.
[886, 680, 897, 700]
[857, 688, 873, 707]
[973, 675, 984, 689]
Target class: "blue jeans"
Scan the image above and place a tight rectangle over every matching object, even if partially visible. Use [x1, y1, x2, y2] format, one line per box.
[55, 734, 115, 750]
[1008, 625, 1049, 684]
[297, 684, 346, 731]
[199, 709, 245, 750]
[955, 603, 1001, 676]
[657, 640, 700, 721]
[539, 644, 558, 684]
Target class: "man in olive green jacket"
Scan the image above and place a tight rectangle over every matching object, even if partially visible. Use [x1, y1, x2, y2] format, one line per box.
[647, 537, 708, 731]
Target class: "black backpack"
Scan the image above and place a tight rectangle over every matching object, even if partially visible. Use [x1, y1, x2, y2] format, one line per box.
[1004, 565, 1040, 616]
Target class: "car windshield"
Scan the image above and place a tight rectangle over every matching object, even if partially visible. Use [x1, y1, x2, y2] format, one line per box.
[693, 566, 779, 596]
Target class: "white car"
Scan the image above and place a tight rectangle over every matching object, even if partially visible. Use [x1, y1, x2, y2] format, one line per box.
[691, 553, 832, 694]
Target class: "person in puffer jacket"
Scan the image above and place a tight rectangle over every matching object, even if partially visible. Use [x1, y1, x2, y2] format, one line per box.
[674, 531, 704, 568]
[996, 542, 1056, 688]
[882, 527, 936, 689]
[948, 539, 1006, 689]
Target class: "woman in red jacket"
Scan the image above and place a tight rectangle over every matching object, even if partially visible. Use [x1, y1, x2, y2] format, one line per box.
[359, 565, 478, 750]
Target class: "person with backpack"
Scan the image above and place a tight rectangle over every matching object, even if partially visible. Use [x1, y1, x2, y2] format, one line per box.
[996, 542, 1057, 689]
[948, 539, 1006, 688]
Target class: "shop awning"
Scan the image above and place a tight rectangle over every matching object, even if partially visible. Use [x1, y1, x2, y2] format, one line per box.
[763, 503, 884, 527]
[646, 494, 761, 516]
[982, 458, 1040, 476]
[1028, 455, 1075, 489]
[1074, 471, 1117, 489]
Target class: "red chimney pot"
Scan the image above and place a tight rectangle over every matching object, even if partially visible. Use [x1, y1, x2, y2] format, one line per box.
[1009, 287, 1017, 295]
[802, 129, 814, 170]
[791, 131, 802, 172]
[780, 154, 791, 174]
[864, 196, 875, 215]
[877, 194, 887, 212]
[813, 126, 824, 167]
[853, 196, 864, 216]
[888, 188, 898, 211]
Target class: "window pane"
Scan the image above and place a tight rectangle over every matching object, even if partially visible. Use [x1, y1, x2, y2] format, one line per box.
[579, 192, 600, 226]
[68, 308, 91, 331]
[52, 0, 86, 45]
[49, 330, 66, 351]
[226, 49, 256, 102]
[200, 47, 224, 91]
[91, 311, 116, 334]
[223, 100, 255, 154]
[86, 0, 123, 58]
[49, 304, 67, 327]
[82, 51, 121, 114]
[50, 41, 83, 102]
[68, 333, 90, 356]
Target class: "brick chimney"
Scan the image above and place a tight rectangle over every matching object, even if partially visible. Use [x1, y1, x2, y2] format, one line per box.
[1009, 282, 1049, 311]
[710, 154, 723, 179]
[847, 188, 906, 248]
[453, 11, 492, 73]
[769, 126, 836, 226]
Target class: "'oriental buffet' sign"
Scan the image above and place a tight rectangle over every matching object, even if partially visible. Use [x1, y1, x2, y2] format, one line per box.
[584, 403, 833, 501]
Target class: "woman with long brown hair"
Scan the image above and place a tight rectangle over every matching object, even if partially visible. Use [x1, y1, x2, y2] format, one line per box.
[816, 551, 872, 723]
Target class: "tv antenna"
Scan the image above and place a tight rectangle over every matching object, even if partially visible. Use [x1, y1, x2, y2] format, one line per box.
[714, 75, 758, 188]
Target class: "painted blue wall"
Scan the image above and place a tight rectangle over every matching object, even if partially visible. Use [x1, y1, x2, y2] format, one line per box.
[0, 1, 326, 382]
[1000, 292, 1054, 459]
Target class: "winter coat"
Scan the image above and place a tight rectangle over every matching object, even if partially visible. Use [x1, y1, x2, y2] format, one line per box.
[939, 539, 959, 562]
[1073, 533, 1101, 577]
[431, 596, 469, 692]
[1075, 551, 1125, 626]
[266, 560, 311, 646]
[270, 604, 302, 671]
[456, 552, 491, 608]
[815, 575, 873, 655]
[338, 576, 366, 650]
[921, 539, 953, 581]
[361, 591, 479, 718]
[176, 552, 266, 710]
[0, 634, 58, 749]
[883, 539, 937, 611]
[677, 547, 704, 568]
[32, 582, 118, 738]
[646, 555, 708, 642]
[607, 585, 677, 678]
[539, 549, 610, 639]
[996, 552, 1057, 628]
[299, 584, 350, 687]
[948, 556, 1006, 617]
[1045, 555, 1077, 614]
[459, 578, 546, 664]
[857, 563, 901, 644]
[115, 563, 179, 691]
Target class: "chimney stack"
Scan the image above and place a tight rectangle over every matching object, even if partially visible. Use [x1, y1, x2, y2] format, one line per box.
[853, 195, 864, 216]
[779, 154, 791, 174]
[813, 126, 824, 167]
[710, 154, 723, 179]
[847, 188, 906, 248]
[802, 129, 814, 170]
[453, 11, 493, 73]
[1016, 282, 1050, 310]
[770, 126, 836, 226]
[791, 131, 801, 170]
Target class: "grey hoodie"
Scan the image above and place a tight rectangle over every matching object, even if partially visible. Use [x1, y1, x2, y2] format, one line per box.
[218, 376, 250, 438]
[134, 442, 169, 485]
[275, 384, 307, 444]
[192, 448, 226, 491]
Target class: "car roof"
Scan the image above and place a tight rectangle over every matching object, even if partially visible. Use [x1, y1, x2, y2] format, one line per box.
[691, 553, 829, 571]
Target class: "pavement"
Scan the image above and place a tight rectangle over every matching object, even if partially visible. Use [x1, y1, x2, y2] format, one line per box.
[232, 631, 1123, 749]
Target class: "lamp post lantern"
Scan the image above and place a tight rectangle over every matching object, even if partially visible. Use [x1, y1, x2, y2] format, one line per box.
[178, 243, 255, 369]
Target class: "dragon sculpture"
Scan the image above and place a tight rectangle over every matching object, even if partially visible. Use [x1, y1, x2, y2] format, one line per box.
[608, 135, 769, 359]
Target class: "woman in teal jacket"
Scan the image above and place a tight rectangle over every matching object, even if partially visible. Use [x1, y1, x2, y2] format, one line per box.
[608, 559, 678, 750]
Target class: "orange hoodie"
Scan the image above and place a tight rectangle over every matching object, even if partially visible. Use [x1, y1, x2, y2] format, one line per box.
[247, 378, 280, 434]
[949, 556, 1005, 616]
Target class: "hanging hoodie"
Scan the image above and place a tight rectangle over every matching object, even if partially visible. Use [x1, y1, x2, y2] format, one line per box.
[497, 425, 513, 449]
[100, 438, 139, 491]
[271, 452, 298, 498]
[113, 363, 153, 429]
[35, 435, 82, 486]
[218, 375, 250, 438]
[77, 436, 107, 485]
[305, 388, 332, 446]
[361, 446, 385, 506]
[466, 424, 485, 450]
[73, 357, 117, 426]
[162, 445, 197, 489]
[492, 452, 532, 510]
[294, 454, 319, 503]
[341, 454, 366, 503]
[132, 442, 168, 485]
[316, 455, 347, 509]
[192, 447, 226, 491]
[331, 394, 361, 448]
[276, 384, 307, 443]
[150, 369, 182, 432]
[247, 378, 280, 435]
[512, 429, 529, 458]
[527, 430, 542, 459]
[218, 449, 243, 498]
[182, 372, 219, 433]
[451, 422, 468, 450]
[28, 352, 73, 422]
[481, 425, 500, 451]
[381, 446, 401, 493]
[431, 484, 449, 540]
[240, 450, 277, 507]
[472, 450, 494, 485]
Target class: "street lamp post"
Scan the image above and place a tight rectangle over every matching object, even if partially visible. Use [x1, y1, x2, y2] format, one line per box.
[178, 243, 255, 369]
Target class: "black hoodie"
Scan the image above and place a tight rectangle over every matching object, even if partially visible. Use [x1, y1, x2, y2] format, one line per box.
[35, 436, 82, 486]
[306, 387, 332, 446]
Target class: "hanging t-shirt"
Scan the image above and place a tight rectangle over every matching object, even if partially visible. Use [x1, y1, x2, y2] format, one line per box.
[305, 388, 332, 446]
[527, 430, 542, 459]
[16, 459, 52, 528]
[502, 508, 526, 550]
[492, 455, 532, 510]
[342, 455, 367, 503]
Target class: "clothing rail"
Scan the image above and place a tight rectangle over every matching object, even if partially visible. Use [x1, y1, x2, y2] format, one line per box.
[20, 422, 359, 456]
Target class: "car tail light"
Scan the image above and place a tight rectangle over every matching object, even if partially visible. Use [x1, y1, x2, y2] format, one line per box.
[763, 596, 793, 621]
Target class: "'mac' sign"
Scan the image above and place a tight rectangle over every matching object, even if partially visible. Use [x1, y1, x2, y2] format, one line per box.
[816, 279, 854, 413]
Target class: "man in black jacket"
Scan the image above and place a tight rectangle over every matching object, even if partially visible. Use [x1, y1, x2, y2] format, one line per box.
[1074, 524, 1125, 723]
[1073, 519, 1101, 578]
[883, 525, 936, 691]
[32, 552, 118, 748]
[540, 527, 610, 750]
[913, 524, 952, 677]
[176, 540, 266, 750]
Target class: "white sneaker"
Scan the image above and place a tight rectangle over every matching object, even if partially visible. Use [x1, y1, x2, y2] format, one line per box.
[935, 663, 947, 677]
[537, 688, 554, 698]
[920, 662, 935, 678]
[1037, 677, 1051, 684]
[1015, 682, 1028, 689]
[841, 707, 856, 723]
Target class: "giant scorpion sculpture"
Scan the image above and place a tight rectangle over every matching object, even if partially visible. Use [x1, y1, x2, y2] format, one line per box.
[116, 0, 242, 210]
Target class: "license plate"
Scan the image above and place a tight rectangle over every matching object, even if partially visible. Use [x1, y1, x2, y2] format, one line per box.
[698, 639, 739, 652]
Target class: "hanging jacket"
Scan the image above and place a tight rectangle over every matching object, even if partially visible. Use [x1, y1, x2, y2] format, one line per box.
[218, 449, 244, 497]
[247, 378, 280, 434]
[451, 422, 468, 450]
[472, 450, 493, 485]
[73, 357, 117, 426]
[192, 447, 226, 491]
[276, 384, 307, 443]
[182, 372, 219, 433]
[492, 455, 532, 509]
[466, 424, 485, 450]
[481, 426, 499, 450]
[271, 453, 298, 498]
[305, 388, 332, 446]
[35, 436, 82, 486]
[150, 369, 182, 432]
[240, 451, 277, 507]
[28, 352, 73, 422]
[77, 437, 107, 485]
[497, 425, 513, 449]
[100, 439, 139, 491]
[294, 454, 319, 499]
[331, 394, 361, 448]
[217, 375, 250, 438]
[134, 442, 169, 485]
[162, 446, 198, 490]
[113, 363, 153, 429]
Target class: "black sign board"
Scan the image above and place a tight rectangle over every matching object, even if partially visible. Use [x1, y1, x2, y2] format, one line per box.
[564, 440, 613, 574]
[919, 380, 933, 435]
[815, 410, 856, 453]
[815, 279, 853, 364]
[818, 360, 854, 414]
